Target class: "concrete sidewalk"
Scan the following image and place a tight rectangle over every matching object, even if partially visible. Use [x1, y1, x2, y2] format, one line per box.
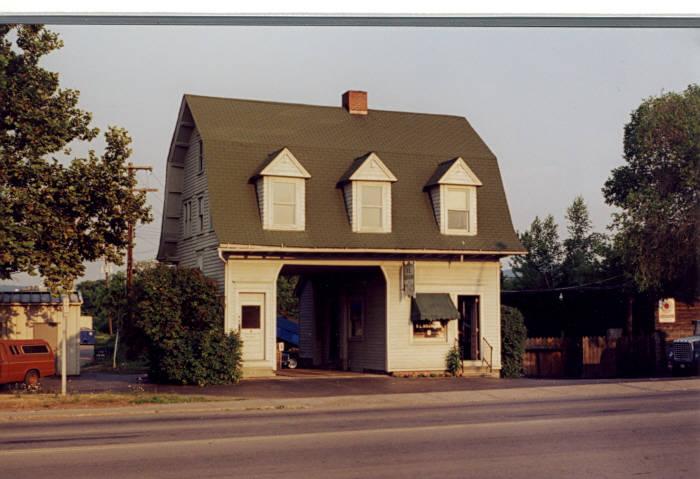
[2, 376, 699, 422]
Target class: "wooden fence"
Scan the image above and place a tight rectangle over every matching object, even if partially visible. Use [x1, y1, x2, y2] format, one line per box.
[526, 334, 660, 378]
[525, 337, 567, 377]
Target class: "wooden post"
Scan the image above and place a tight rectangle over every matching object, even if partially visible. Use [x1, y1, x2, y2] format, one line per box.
[120, 162, 157, 331]
[103, 258, 113, 335]
[127, 222, 134, 329]
[625, 294, 634, 336]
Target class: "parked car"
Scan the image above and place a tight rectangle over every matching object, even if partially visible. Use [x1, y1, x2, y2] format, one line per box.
[0, 339, 55, 387]
[668, 321, 700, 376]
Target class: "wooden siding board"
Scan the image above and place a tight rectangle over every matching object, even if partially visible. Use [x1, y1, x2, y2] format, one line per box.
[346, 272, 387, 372]
[387, 260, 501, 372]
[298, 281, 315, 360]
[175, 128, 222, 284]
[655, 301, 699, 340]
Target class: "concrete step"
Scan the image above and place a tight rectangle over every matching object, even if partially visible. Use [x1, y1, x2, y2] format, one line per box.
[462, 366, 495, 377]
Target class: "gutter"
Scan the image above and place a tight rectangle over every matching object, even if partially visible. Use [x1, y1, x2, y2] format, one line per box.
[217, 243, 526, 256]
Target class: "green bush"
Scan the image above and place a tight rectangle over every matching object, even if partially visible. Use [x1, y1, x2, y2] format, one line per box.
[445, 344, 462, 376]
[132, 264, 243, 386]
[501, 305, 527, 378]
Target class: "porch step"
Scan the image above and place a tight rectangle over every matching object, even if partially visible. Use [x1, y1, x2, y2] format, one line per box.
[462, 366, 495, 377]
[242, 367, 277, 378]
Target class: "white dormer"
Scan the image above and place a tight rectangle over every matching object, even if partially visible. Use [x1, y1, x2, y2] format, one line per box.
[338, 152, 397, 233]
[424, 157, 482, 236]
[251, 147, 311, 231]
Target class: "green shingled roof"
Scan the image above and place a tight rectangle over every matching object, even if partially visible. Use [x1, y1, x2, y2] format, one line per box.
[185, 94, 524, 253]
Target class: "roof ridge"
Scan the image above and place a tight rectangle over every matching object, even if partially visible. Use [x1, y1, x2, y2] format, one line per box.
[183, 94, 466, 119]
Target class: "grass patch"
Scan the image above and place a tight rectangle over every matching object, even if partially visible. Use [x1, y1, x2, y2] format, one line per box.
[0, 391, 217, 412]
[81, 360, 149, 375]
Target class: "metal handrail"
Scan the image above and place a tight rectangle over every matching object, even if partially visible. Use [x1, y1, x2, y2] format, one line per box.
[482, 337, 493, 373]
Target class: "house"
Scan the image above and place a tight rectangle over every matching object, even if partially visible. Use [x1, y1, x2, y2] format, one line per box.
[157, 91, 525, 377]
[654, 298, 699, 342]
[0, 287, 84, 375]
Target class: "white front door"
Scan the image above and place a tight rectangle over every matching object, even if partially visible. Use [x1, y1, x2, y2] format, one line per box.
[239, 293, 265, 361]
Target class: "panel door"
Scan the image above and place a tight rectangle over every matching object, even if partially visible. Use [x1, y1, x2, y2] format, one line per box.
[239, 293, 265, 361]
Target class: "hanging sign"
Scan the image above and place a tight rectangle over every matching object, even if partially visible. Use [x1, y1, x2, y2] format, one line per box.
[658, 298, 675, 323]
[403, 262, 415, 298]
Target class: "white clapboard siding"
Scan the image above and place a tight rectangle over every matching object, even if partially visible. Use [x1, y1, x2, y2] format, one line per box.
[225, 259, 281, 374]
[298, 280, 315, 360]
[346, 270, 387, 372]
[385, 260, 501, 372]
[176, 127, 224, 290]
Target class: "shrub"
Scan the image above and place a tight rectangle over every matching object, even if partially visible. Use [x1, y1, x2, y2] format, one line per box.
[445, 344, 462, 376]
[501, 305, 527, 378]
[132, 264, 243, 386]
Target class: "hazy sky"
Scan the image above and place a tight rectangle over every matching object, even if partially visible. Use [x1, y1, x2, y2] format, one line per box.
[3, 24, 699, 285]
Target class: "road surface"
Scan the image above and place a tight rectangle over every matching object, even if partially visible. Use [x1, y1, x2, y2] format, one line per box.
[2, 390, 698, 478]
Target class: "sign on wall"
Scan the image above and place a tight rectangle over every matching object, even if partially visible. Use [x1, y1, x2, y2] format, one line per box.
[658, 298, 676, 323]
[403, 261, 415, 298]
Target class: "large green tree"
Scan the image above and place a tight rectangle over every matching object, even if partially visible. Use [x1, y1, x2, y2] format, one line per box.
[603, 85, 700, 303]
[561, 196, 610, 286]
[0, 25, 151, 291]
[510, 214, 563, 290]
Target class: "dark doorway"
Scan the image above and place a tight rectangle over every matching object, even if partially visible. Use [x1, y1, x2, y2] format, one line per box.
[458, 296, 480, 360]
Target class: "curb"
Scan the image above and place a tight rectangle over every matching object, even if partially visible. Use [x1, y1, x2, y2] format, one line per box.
[2, 378, 698, 422]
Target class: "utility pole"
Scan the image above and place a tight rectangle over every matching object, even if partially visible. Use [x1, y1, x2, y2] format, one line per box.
[121, 163, 157, 329]
[61, 294, 69, 396]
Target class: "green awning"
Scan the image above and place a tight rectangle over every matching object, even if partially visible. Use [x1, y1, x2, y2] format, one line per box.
[410, 294, 460, 322]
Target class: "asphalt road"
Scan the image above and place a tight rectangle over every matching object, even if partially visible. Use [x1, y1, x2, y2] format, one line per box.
[2, 390, 698, 479]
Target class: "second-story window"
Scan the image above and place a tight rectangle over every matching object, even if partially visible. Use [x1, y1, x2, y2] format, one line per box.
[183, 201, 192, 237]
[271, 180, 297, 228]
[197, 196, 204, 232]
[198, 141, 204, 173]
[339, 152, 396, 234]
[446, 188, 469, 231]
[360, 184, 385, 230]
[424, 157, 482, 236]
[250, 147, 311, 231]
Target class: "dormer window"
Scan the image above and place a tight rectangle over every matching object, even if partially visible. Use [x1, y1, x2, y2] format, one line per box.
[250, 147, 311, 231]
[338, 152, 397, 233]
[424, 157, 482, 236]
[446, 188, 469, 230]
[271, 179, 298, 228]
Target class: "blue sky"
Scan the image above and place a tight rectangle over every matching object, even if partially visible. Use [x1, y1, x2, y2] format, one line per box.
[3, 23, 699, 285]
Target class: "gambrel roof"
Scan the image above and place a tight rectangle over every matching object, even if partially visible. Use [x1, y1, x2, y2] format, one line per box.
[159, 94, 524, 256]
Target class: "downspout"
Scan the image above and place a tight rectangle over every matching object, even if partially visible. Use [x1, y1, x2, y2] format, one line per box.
[379, 264, 391, 374]
[218, 248, 230, 331]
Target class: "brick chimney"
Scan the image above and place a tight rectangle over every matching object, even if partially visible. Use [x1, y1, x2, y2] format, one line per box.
[342, 90, 368, 115]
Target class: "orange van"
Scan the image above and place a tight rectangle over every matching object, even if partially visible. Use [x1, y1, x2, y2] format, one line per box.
[0, 339, 55, 387]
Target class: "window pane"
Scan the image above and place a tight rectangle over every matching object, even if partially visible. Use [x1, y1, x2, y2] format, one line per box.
[447, 189, 468, 210]
[350, 300, 363, 337]
[362, 185, 383, 207]
[241, 306, 261, 329]
[274, 204, 296, 226]
[21, 345, 49, 354]
[448, 210, 468, 230]
[362, 207, 382, 228]
[274, 181, 296, 204]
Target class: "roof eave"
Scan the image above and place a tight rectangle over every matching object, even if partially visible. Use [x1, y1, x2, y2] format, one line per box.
[218, 243, 526, 258]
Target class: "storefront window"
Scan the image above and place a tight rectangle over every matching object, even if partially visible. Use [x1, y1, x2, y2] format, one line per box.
[413, 320, 446, 339]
